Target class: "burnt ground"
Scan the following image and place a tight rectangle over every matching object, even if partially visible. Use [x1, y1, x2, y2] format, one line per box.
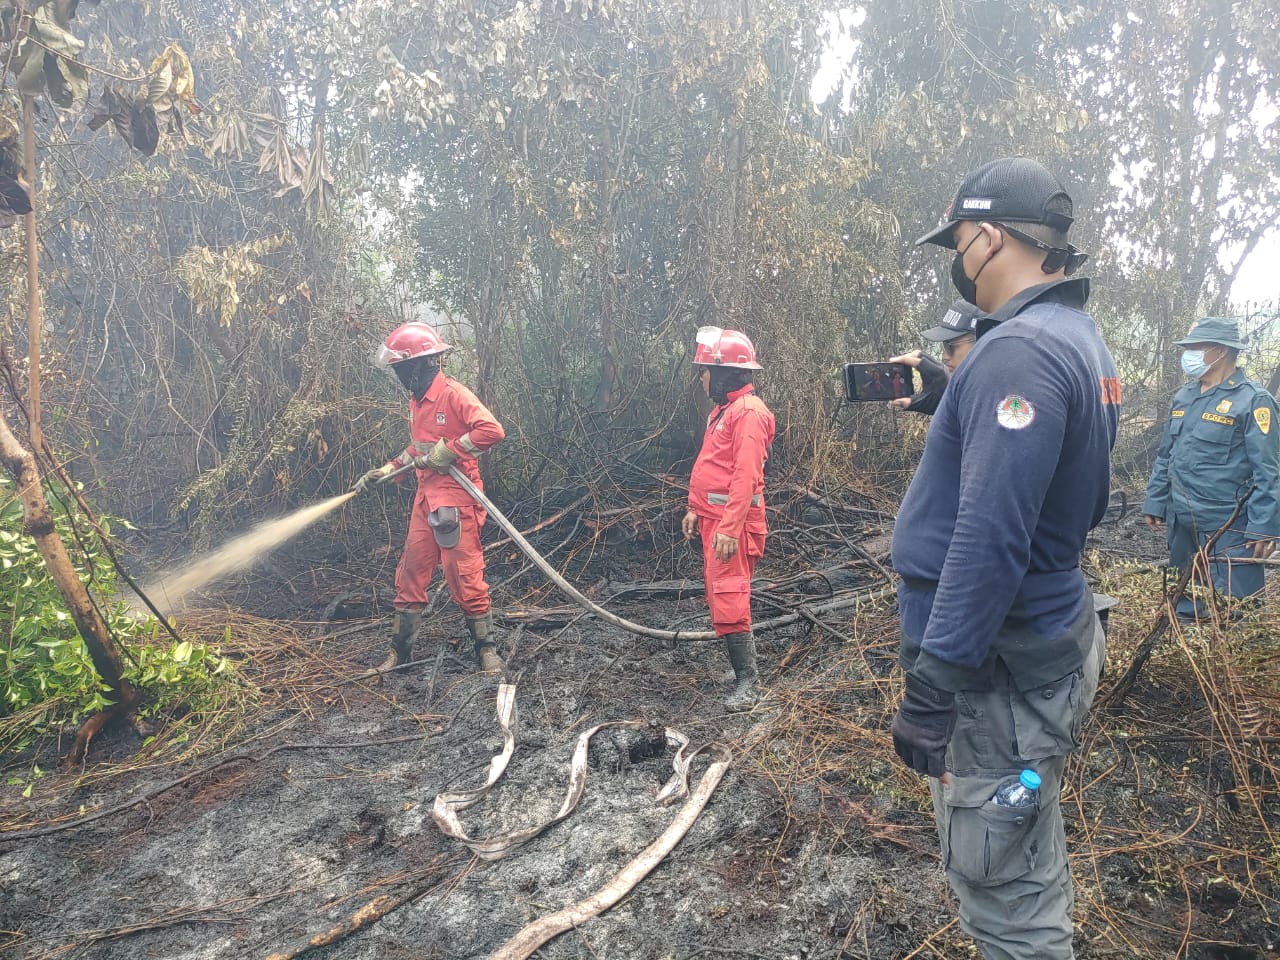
[1, 487, 1278, 960]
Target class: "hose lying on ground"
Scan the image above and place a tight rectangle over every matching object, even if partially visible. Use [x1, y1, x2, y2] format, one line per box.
[489, 746, 732, 960]
[432, 681, 719, 861]
[427, 680, 733, 960]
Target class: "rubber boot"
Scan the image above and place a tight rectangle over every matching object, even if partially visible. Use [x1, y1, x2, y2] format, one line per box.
[723, 632, 760, 711]
[466, 611, 504, 674]
[376, 609, 422, 673]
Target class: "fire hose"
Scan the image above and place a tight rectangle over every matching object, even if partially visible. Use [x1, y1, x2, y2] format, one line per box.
[378, 461, 895, 641]
[379, 460, 720, 641]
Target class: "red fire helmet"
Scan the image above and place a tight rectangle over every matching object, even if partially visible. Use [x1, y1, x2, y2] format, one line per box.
[692, 326, 762, 370]
[375, 321, 452, 366]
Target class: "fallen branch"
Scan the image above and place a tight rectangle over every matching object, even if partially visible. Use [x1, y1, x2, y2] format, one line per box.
[22, 890, 294, 960]
[261, 856, 463, 960]
[484, 491, 592, 552]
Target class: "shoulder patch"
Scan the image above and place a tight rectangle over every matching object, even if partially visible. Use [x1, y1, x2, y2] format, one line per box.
[996, 395, 1036, 430]
[1254, 407, 1271, 435]
[1100, 376, 1122, 405]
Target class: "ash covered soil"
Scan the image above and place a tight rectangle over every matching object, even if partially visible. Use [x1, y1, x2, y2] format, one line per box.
[1, 495, 1277, 960]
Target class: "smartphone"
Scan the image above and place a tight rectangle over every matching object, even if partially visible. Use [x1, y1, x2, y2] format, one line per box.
[842, 362, 916, 402]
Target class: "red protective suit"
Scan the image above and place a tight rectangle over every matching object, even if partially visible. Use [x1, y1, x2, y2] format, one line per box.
[387, 371, 505, 615]
[687, 384, 776, 635]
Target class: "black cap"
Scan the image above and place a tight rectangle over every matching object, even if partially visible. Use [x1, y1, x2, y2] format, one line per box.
[921, 300, 983, 342]
[915, 158, 1075, 248]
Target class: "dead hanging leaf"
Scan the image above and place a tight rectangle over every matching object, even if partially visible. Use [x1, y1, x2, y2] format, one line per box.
[32, 4, 85, 58]
[147, 60, 173, 105]
[259, 123, 304, 194]
[129, 101, 159, 155]
[15, 42, 47, 96]
[147, 42, 199, 116]
[175, 234, 288, 326]
[86, 86, 122, 130]
[44, 53, 88, 108]
[8, 5, 89, 106]
[210, 111, 254, 159]
[0, 115, 30, 221]
[300, 126, 336, 215]
[87, 86, 159, 156]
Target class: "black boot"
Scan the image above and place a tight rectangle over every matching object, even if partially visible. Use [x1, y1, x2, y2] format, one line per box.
[378, 609, 422, 671]
[466, 611, 504, 673]
[723, 632, 760, 710]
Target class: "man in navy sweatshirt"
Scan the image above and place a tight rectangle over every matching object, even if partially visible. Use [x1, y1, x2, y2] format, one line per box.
[889, 158, 1119, 960]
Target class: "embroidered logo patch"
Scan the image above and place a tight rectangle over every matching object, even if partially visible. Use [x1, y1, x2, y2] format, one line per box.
[962, 197, 994, 210]
[1202, 412, 1234, 426]
[996, 395, 1036, 430]
[1255, 407, 1271, 435]
[1216, 399, 1233, 414]
[436, 412, 447, 425]
[1171, 409, 1185, 418]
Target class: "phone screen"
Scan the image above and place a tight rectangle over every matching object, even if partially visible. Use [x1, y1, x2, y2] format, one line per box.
[843, 362, 915, 402]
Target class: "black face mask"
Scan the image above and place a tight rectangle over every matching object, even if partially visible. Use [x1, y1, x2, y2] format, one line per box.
[393, 356, 439, 401]
[706, 367, 751, 405]
[950, 231, 991, 306]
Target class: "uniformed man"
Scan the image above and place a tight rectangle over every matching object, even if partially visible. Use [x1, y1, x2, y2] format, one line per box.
[356, 321, 506, 673]
[888, 299, 984, 414]
[889, 158, 1118, 960]
[682, 326, 776, 710]
[1142, 317, 1280, 620]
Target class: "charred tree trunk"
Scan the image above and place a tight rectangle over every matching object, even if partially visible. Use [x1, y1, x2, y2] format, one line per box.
[0, 408, 138, 765]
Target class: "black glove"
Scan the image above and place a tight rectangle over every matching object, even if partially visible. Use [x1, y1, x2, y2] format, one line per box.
[890, 672, 956, 778]
[904, 355, 948, 416]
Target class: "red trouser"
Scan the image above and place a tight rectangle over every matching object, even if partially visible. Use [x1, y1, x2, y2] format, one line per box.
[699, 516, 765, 636]
[394, 495, 490, 616]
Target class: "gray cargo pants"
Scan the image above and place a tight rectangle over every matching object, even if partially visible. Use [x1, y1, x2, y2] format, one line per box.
[928, 616, 1105, 960]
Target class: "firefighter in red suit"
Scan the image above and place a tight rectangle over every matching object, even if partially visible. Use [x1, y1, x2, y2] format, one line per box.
[681, 327, 776, 709]
[355, 321, 506, 673]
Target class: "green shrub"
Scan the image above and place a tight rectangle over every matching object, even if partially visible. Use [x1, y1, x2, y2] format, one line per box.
[0, 473, 231, 747]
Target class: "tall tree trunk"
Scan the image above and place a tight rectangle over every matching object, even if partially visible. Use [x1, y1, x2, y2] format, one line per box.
[22, 94, 41, 452]
[0, 408, 138, 764]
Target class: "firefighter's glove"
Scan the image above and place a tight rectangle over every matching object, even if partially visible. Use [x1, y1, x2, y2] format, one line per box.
[424, 438, 458, 474]
[904, 355, 948, 415]
[354, 464, 394, 494]
[890, 673, 956, 778]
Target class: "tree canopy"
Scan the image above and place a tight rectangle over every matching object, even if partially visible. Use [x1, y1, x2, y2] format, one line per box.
[1, 0, 1276, 532]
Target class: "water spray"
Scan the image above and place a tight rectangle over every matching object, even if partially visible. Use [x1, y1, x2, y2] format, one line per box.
[140, 491, 357, 616]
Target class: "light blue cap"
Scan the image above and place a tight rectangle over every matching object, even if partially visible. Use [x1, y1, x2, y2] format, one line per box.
[1019, 769, 1042, 790]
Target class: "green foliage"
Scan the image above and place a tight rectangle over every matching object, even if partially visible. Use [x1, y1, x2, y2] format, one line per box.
[0, 473, 231, 748]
